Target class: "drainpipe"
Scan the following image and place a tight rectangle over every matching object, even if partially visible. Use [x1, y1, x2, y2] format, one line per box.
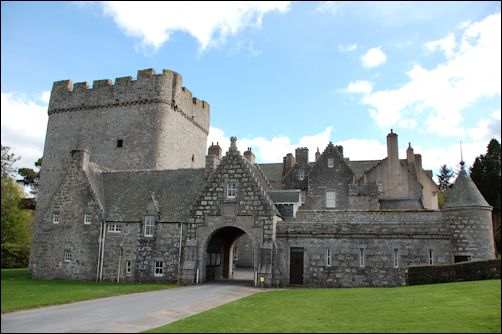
[117, 242, 123, 283]
[99, 223, 107, 282]
[177, 222, 184, 285]
[96, 220, 103, 282]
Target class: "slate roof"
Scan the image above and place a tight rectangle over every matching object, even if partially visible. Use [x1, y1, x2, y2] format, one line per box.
[268, 190, 301, 203]
[258, 163, 283, 189]
[85, 163, 107, 214]
[347, 160, 381, 180]
[102, 168, 206, 222]
[443, 164, 490, 209]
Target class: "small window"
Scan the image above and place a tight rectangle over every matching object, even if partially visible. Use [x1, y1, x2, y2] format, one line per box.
[326, 248, 331, 267]
[393, 248, 399, 268]
[117, 139, 123, 148]
[454, 255, 471, 263]
[144, 216, 155, 237]
[53, 212, 60, 224]
[84, 213, 91, 225]
[154, 261, 164, 277]
[108, 224, 122, 233]
[359, 248, 365, 267]
[64, 250, 72, 262]
[126, 260, 132, 276]
[298, 170, 305, 180]
[300, 191, 305, 204]
[227, 182, 236, 199]
[326, 191, 336, 208]
[429, 249, 434, 265]
[328, 158, 334, 168]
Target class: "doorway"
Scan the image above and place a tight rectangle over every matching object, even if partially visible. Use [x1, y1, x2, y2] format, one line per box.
[290, 247, 304, 285]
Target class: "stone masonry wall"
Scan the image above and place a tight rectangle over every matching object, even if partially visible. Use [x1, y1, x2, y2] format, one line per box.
[101, 222, 182, 283]
[274, 210, 451, 287]
[30, 150, 102, 280]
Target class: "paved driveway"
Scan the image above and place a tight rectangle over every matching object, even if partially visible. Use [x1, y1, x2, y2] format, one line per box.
[1, 281, 262, 333]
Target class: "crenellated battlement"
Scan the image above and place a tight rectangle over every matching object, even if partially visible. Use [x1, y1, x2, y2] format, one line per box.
[48, 68, 210, 133]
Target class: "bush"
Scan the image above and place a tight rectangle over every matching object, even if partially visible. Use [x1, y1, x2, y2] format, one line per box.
[1, 243, 30, 268]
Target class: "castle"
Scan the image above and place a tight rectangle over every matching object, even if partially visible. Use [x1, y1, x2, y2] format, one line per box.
[29, 69, 496, 287]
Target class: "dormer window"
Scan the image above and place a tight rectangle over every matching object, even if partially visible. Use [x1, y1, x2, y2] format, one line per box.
[298, 170, 305, 180]
[227, 182, 236, 199]
[144, 216, 155, 237]
[328, 158, 334, 168]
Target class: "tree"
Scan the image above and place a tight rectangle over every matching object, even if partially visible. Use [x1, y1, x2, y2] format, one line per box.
[437, 164, 455, 192]
[470, 138, 501, 254]
[18, 157, 42, 196]
[1, 146, 33, 268]
[1, 145, 19, 178]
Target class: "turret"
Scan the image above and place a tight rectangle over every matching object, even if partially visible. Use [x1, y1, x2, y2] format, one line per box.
[442, 161, 495, 261]
[315, 147, 321, 162]
[295, 147, 309, 166]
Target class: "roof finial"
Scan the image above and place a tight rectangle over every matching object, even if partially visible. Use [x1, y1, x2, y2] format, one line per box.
[460, 141, 465, 168]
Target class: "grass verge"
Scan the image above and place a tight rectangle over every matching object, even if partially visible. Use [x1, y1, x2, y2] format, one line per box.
[147, 279, 501, 333]
[1, 268, 175, 313]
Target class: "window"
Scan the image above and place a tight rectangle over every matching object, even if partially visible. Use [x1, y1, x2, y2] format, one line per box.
[227, 182, 236, 199]
[326, 191, 336, 208]
[154, 261, 164, 277]
[300, 191, 305, 204]
[328, 158, 334, 168]
[429, 249, 434, 265]
[298, 170, 305, 180]
[126, 261, 132, 276]
[454, 255, 471, 263]
[53, 212, 59, 224]
[359, 248, 365, 267]
[84, 213, 91, 225]
[117, 139, 123, 148]
[393, 248, 399, 268]
[144, 216, 155, 237]
[64, 250, 72, 262]
[326, 248, 331, 267]
[107, 224, 122, 233]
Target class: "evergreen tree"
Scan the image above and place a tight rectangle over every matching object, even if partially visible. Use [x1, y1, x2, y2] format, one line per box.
[470, 138, 501, 254]
[437, 164, 455, 192]
[18, 157, 42, 196]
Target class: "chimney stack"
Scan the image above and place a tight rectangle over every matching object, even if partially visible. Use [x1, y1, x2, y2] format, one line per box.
[244, 147, 256, 164]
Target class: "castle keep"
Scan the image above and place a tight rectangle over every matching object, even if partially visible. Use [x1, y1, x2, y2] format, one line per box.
[30, 69, 496, 287]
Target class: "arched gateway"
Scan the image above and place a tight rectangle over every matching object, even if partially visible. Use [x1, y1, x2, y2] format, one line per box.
[180, 137, 278, 287]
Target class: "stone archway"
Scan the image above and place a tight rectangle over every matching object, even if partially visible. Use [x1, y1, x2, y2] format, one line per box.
[204, 226, 255, 283]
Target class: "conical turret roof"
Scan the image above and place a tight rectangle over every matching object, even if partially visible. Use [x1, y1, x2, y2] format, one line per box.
[443, 162, 490, 209]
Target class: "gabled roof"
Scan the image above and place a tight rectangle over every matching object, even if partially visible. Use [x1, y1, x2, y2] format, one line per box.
[443, 163, 490, 209]
[347, 160, 381, 180]
[102, 168, 206, 222]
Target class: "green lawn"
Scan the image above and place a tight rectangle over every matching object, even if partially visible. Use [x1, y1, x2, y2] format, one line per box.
[147, 279, 501, 333]
[1, 268, 175, 313]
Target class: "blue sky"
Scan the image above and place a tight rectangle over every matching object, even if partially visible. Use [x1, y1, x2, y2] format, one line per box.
[1, 1, 500, 179]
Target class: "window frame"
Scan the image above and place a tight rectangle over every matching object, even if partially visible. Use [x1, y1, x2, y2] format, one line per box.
[328, 158, 334, 168]
[393, 248, 399, 268]
[154, 261, 164, 277]
[126, 260, 132, 276]
[64, 249, 72, 262]
[144, 216, 155, 237]
[326, 248, 331, 267]
[359, 248, 365, 267]
[107, 224, 122, 233]
[84, 213, 91, 225]
[298, 169, 305, 180]
[429, 249, 434, 265]
[227, 182, 236, 199]
[53, 212, 60, 224]
[326, 191, 336, 208]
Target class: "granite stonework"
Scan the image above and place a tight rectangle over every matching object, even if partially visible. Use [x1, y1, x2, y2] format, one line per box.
[30, 69, 496, 288]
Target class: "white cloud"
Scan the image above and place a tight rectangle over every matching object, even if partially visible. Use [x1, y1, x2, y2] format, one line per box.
[338, 44, 358, 53]
[349, 12, 501, 138]
[99, 1, 290, 52]
[467, 110, 501, 142]
[1, 92, 48, 170]
[425, 33, 456, 58]
[360, 47, 387, 68]
[208, 126, 332, 163]
[316, 1, 341, 15]
[40, 91, 51, 104]
[347, 80, 373, 94]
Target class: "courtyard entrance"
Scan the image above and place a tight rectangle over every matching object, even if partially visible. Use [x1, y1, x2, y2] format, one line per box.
[205, 226, 255, 284]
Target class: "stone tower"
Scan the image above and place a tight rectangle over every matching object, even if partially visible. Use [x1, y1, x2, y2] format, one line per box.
[442, 161, 495, 261]
[30, 69, 210, 276]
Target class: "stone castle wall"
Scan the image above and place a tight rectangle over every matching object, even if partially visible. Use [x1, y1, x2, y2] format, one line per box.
[274, 210, 451, 287]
